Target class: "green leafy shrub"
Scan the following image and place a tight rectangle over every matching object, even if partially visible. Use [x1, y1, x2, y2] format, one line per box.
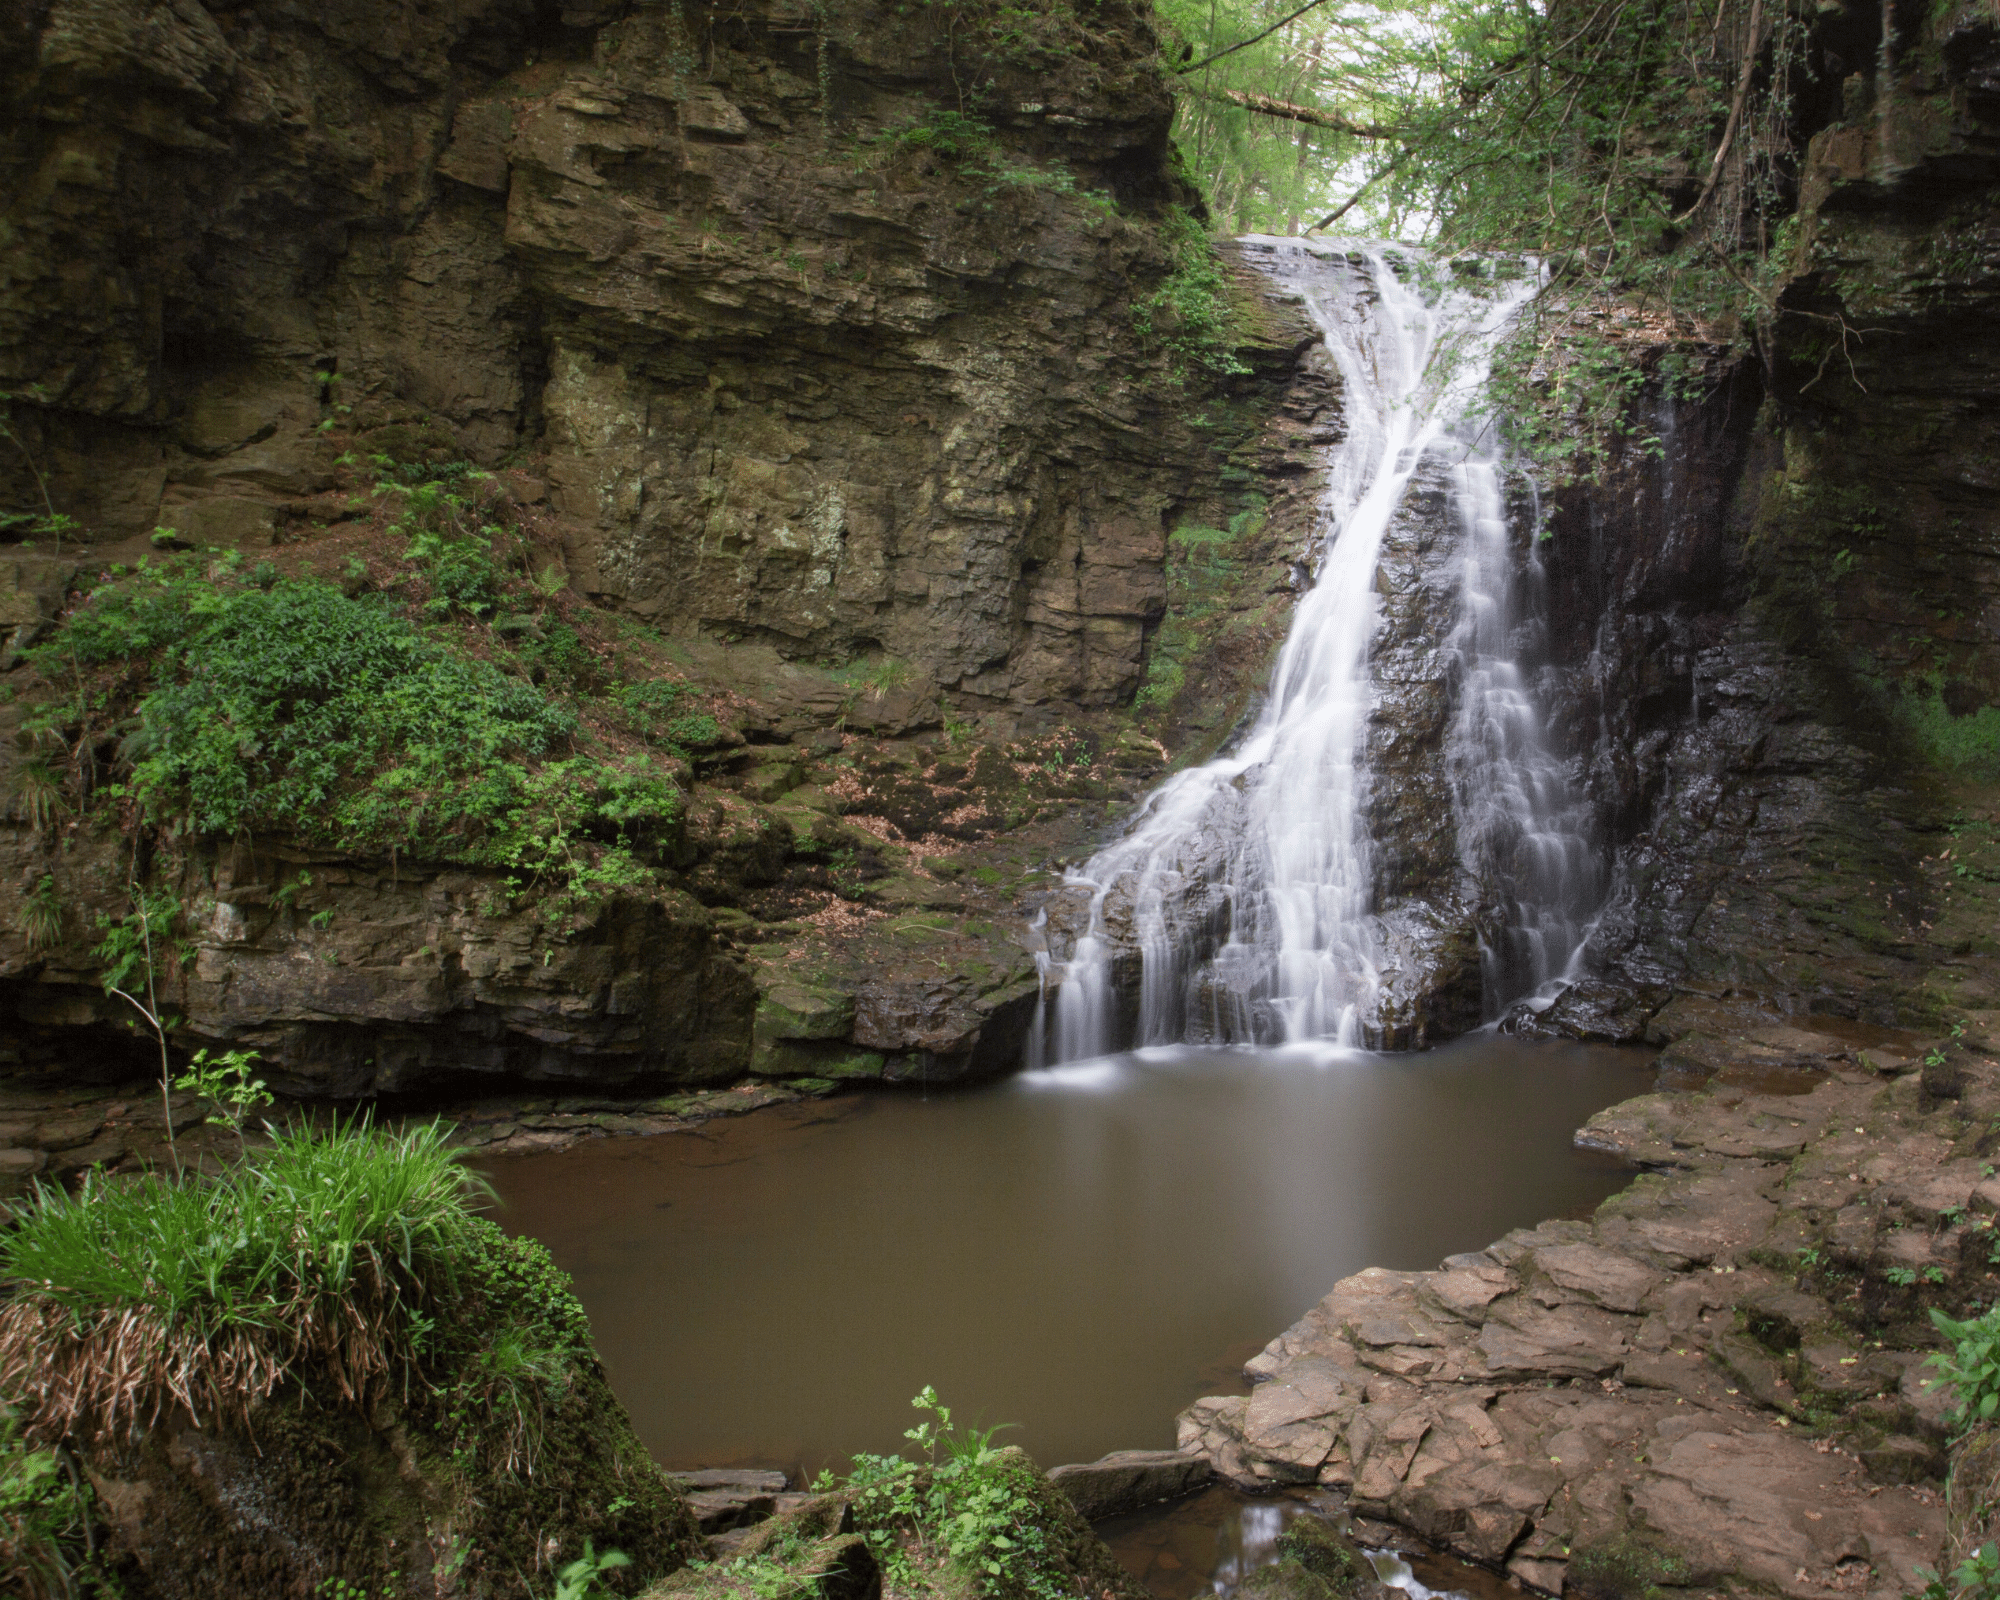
[33, 568, 573, 847]
[407, 524, 505, 619]
[27, 567, 692, 912]
[1929, 1305, 2000, 1427]
[1915, 1541, 2000, 1600]
[0, 1413, 113, 1598]
[839, 1388, 1084, 1600]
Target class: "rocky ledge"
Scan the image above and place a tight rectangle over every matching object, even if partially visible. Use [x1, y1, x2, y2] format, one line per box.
[1175, 1010, 1998, 1600]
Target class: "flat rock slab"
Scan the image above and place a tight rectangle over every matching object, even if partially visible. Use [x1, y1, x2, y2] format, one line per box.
[670, 1469, 793, 1532]
[1177, 1040, 1983, 1600]
[1047, 1448, 1213, 1519]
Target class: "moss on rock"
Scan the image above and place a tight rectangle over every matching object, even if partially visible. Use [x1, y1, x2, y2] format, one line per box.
[1276, 1515, 1375, 1595]
[1566, 1533, 1699, 1600]
[86, 1359, 698, 1600]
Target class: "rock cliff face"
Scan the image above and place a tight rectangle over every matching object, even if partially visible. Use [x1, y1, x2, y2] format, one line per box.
[2, 0, 1239, 714]
[0, 0, 1347, 1096]
[1500, 0, 2000, 1041]
[11, 0, 2000, 1095]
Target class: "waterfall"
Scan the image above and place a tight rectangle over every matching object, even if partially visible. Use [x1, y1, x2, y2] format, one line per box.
[1042, 238, 1603, 1061]
[1444, 458, 1606, 1010]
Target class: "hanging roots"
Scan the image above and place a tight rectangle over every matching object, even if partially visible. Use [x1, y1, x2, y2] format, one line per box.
[0, 1266, 418, 1447]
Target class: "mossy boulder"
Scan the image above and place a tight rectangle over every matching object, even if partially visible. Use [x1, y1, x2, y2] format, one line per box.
[85, 1363, 698, 1600]
[8, 1163, 701, 1600]
[647, 1495, 879, 1600]
[1566, 1532, 1700, 1600]
[1277, 1515, 1377, 1595]
[1234, 1514, 1383, 1600]
[1239, 1562, 1342, 1600]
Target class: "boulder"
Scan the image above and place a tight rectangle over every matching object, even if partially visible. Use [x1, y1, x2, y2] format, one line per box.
[1046, 1447, 1212, 1519]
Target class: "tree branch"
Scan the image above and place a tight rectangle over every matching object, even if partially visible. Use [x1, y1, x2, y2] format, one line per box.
[1307, 152, 1406, 231]
[1673, 0, 1765, 224]
[1176, 0, 1333, 75]
[1204, 86, 1398, 139]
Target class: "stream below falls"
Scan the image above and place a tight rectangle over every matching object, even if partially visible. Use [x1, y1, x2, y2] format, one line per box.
[483, 1034, 1648, 1480]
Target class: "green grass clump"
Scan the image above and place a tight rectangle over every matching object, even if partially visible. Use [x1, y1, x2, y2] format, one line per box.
[0, 1119, 486, 1442]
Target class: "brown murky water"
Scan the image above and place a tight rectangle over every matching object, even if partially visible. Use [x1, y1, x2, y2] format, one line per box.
[482, 1036, 1649, 1479]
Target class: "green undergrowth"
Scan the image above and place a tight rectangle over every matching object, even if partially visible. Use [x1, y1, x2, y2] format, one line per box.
[1, 1413, 116, 1598]
[1930, 1302, 2000, 1428]
[859, 105, 1115, 216]
[22, 458, 732, 921]
[1132, 206, 1251, 383]
[662, 1387, 1136, 1600]
[1891, 678, 2000, 781]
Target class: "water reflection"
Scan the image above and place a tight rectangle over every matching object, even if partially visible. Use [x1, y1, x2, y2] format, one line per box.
[1099, 1487, 1506, 1600]
[482, 1035, 1646, 1477]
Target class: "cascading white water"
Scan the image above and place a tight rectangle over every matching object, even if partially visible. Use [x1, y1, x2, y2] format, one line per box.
[1042, 238, 1600, 1061]
[1444, 459, 1606, 1009]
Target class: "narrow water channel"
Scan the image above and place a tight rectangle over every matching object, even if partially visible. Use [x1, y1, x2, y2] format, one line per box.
[482, 1035, 1647, 1479]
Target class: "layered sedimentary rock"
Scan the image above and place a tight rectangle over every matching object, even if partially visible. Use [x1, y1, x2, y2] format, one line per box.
[0, 0, 1278, 714]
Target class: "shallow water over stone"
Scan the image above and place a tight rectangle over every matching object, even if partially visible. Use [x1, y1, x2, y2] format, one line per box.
[482, 1036, 1648, 1477]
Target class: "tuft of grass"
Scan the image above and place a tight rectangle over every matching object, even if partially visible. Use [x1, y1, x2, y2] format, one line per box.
[13, 758, 64, 831]
[17, 874, 60, 951]
[0, 1118, 485, 1444]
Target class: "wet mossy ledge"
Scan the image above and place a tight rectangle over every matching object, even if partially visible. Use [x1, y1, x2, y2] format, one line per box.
[0, 1119, 1156, 1600]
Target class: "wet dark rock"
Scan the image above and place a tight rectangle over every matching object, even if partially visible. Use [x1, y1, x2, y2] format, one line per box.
[1048, 1447, 1213, 1520]
[1502, 981, 1671, 1044]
